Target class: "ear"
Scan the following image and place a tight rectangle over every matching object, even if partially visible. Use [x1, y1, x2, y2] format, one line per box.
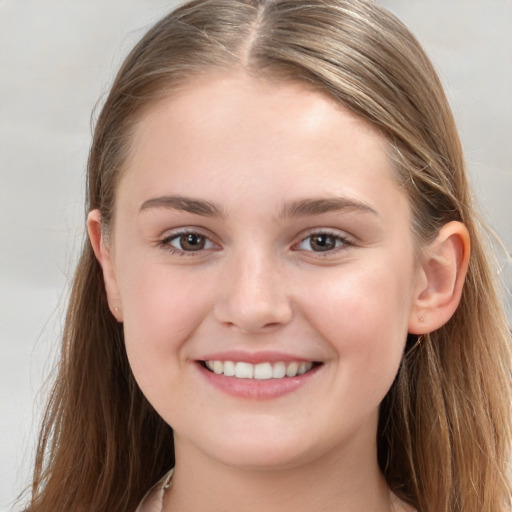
[87, 209, 123, 322]
[408, 221, 470, 335]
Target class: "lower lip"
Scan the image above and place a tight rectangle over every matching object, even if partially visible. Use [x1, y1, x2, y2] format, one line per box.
[196, 362, 321, 400]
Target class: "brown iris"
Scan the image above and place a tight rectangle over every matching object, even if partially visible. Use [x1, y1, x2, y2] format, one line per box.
[309, 234, 337, 252]
[179, 233, 206, 251]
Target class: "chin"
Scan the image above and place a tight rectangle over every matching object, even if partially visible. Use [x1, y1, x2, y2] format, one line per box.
[211, 445, 313, 472]
[186, 425, 333, 472]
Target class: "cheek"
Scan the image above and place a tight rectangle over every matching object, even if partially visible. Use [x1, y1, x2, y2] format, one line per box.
[117, 262, 212, 378]
[298, 262, 414, 392]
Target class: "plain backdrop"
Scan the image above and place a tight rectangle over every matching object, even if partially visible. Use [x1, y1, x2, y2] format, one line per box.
[1, 1, 511, 510]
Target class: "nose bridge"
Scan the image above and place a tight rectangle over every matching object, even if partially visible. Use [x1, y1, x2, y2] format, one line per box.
[214, 245, 292, 332]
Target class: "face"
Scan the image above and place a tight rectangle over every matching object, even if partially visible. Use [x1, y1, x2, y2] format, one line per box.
[100, 74, 426, 471]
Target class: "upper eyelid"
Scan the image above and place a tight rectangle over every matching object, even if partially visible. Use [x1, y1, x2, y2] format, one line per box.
[160, 226, 217, 241]
[296, 227, 354, 242]
[158, 230, 219, 257]
[159, 227, 218, 246]
[292, 229, 355, 255]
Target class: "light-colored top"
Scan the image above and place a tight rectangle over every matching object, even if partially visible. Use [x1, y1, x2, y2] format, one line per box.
[135, 469, 174, 512]
[135, 468, 415, 512]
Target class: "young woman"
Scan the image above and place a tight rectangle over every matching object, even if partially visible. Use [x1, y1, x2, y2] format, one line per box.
[27, 1, 512, 511]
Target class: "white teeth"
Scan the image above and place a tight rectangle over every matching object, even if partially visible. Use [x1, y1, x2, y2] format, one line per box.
[204, 360, 314, 379]
[223, 360, 236, 377]
[213, 360, 223, 375]
[297, 362, 309, 375]
[254, 362, 273, 380]
[285, 362, 299, 377]
[272, 362, 286, 379]
[235, 362, 254, 379]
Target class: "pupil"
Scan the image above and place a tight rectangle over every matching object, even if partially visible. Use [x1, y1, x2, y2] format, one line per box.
[312, 234, 335, 251]
[181, 233, 204, 251]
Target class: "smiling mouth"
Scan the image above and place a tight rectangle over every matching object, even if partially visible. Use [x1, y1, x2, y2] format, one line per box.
[201, 360, 321, 379]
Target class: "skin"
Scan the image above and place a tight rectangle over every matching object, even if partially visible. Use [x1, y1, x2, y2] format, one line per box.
[89, 73, 469, 512]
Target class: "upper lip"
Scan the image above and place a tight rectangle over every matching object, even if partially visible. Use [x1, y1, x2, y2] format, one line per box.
[197, 350, 319, 365]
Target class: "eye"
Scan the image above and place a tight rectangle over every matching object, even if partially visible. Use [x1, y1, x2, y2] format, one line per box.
[159, 230, 217, 254]
[296, 232, 350, 253]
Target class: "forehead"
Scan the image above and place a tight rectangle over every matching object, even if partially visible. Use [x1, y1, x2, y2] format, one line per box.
[129, 73, 382, 155]
[118, 73, 406, 220]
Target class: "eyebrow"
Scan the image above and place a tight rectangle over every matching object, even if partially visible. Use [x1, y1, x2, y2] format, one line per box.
[139, 194, 379, 219]
[278, 197, 379, 219]
[139, 195, 226, 217]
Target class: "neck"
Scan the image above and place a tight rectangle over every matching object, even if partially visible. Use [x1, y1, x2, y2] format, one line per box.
[164, 423, 391, 512]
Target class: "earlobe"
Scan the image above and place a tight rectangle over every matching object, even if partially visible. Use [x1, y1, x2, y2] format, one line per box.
[408, 221, 470, 335]
[87, 210, 123, 322]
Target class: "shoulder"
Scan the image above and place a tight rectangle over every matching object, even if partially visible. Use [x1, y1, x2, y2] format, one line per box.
[135, 469, 174, 512]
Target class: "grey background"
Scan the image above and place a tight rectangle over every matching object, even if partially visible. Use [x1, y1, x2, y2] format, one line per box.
[1, 1, 511, 510]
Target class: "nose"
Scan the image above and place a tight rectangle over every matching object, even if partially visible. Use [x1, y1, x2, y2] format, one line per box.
[213, 251, 293, 333]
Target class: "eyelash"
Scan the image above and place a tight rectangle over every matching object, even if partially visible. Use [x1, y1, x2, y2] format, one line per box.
[158, 229, 217, 256]
[157, 229, 353, 257]
[294, 230, 353, 256]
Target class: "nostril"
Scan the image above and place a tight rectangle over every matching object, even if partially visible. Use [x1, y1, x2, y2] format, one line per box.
[213, 295, 293, 333]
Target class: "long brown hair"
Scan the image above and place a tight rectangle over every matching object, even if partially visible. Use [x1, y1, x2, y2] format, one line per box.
[28, 1, 512, 511]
